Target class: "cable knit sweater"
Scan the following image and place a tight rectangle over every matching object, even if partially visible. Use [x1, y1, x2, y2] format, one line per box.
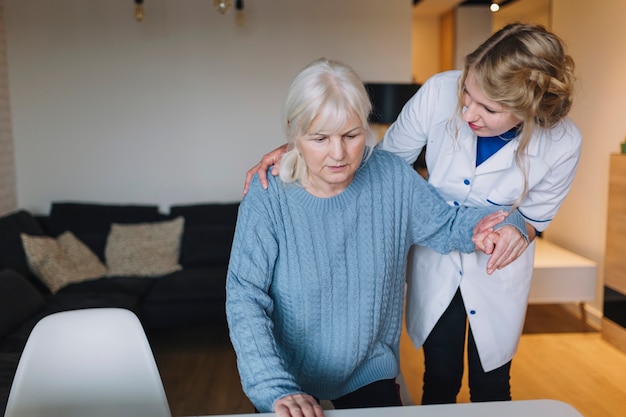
[226, 149, 526, 412]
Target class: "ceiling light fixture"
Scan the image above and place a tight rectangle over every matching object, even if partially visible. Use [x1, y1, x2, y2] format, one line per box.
[490, 2, 500, 12]
[235, 0, 245, 26]
[214, 0, 233, 14]
[133, 0, 244, 23]
[134, 0, 144, 21]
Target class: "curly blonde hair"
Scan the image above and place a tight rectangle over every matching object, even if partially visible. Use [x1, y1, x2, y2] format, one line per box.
[457, 23, 576, 209]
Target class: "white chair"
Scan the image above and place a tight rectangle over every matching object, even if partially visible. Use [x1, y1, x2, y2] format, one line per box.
[4, 308, 172, 417]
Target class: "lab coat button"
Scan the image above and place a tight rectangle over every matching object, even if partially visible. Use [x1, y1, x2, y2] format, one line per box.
[470, 310, 476, 315]
[464, 179, 470, 185]
[453, 201, 459, 206]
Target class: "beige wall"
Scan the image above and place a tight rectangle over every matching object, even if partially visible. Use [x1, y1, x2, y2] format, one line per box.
[412, 15, 440, 84]
[492, 0, 551, 31]
[454, 6, 491, 70]
[0, 2, 16, 216]
[547, 0, 626, 322]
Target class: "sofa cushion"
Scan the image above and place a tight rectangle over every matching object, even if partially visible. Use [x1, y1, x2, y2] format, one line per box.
[0, 269, 46, 340]
[105, 217, 184, 277]
[0, 210, 49, 293]
[21, 232, 107, 294]
[169, 203, 239, 267]
[48, 202, 161, 261]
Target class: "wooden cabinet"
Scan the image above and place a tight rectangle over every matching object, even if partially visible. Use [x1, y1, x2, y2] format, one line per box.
[602, 154, 626, 353]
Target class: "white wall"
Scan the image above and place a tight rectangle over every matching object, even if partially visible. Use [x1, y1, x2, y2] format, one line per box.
[0, 3, 16, 216]
[4, 0, 412, 214]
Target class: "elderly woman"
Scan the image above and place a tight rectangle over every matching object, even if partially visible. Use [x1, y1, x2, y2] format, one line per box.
[225, 58, 527, 417]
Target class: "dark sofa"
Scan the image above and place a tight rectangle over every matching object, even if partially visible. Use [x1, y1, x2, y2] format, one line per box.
[0, 201, 239, 414]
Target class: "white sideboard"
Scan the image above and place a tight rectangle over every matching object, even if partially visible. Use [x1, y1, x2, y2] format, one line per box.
[530, 238, 596, 304]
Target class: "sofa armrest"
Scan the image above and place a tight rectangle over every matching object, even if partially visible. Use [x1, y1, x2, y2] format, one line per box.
[0, 269, 46, 341]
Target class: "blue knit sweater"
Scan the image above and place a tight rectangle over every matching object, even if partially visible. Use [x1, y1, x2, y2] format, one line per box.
[226, 149, 526, 412]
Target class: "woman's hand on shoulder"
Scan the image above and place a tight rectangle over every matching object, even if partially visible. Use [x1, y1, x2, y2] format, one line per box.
[243, 144, 289, 196]
[274, 393, 325, 417]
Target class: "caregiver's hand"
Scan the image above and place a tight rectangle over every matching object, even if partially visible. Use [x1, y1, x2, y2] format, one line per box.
[475, 225, 530, 275]
[243, 143, 288, 196]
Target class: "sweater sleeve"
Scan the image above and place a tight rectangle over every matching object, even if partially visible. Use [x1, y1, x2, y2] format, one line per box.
[225, 176, 303, 412]
[405, 166, 528, 252]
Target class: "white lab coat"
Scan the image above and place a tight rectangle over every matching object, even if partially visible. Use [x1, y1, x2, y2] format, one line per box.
[379, 70, 581, 371]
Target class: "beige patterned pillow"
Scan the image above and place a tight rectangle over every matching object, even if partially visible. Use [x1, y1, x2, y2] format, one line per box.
[21, 231, 108, 294]
[105, 217, 184, 277]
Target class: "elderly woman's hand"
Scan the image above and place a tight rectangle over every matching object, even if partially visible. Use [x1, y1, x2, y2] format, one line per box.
[274, 393, 325, 417]
[472, 210, 508, 251]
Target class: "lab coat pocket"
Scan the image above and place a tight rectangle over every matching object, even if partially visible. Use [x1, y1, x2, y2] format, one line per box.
[485, 184, 523, 208]
[492, 251, 534, 293]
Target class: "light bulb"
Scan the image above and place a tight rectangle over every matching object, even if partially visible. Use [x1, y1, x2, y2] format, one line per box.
[214, 0, 233, 14]
[490, 3, 500, 12]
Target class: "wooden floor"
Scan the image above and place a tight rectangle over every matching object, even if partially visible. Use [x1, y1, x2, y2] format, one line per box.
[399, 305, 626, 417]
[149, 305, 626, 417]
[149, 323, 254, 417]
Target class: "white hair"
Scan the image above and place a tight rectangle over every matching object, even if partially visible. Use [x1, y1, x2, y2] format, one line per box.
[279, 58, 377, 184]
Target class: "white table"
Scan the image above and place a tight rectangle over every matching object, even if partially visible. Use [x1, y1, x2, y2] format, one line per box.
[529, 238, 596, 304]
[199, 399, 584, 417]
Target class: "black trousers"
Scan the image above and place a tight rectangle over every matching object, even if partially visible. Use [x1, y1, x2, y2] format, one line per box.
[421, 288, 512, 404]
[332, 378, 402, 409]
[255, 378, 402, 413]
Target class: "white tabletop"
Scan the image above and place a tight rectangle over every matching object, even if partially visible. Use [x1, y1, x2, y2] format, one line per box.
[197, 399, 584, 417]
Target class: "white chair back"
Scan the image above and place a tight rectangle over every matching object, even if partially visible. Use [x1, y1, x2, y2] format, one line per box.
[4, 308, 171, 417]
